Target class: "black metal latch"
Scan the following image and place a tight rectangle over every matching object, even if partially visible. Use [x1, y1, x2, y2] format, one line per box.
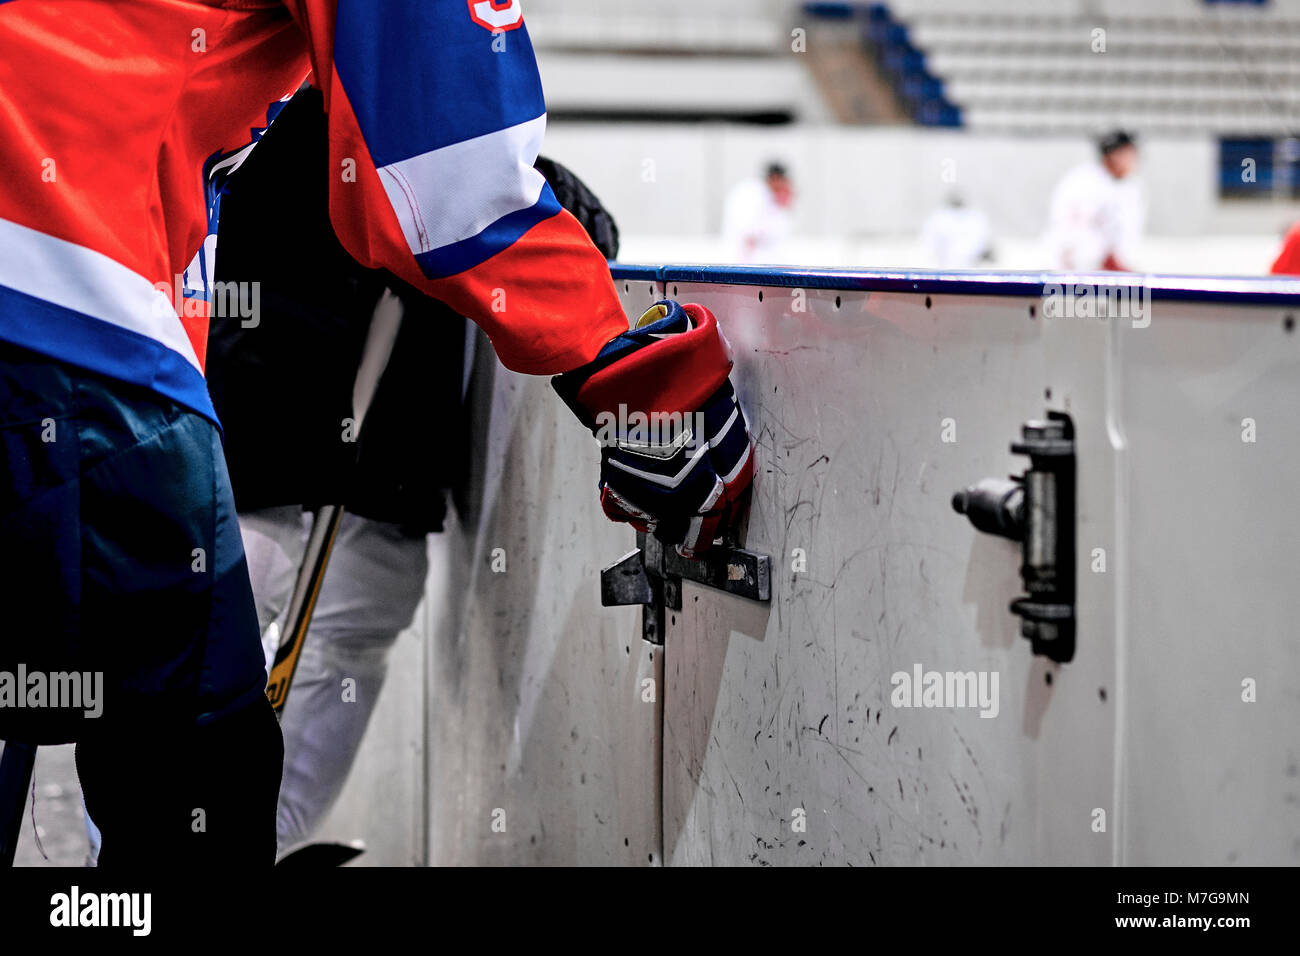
[601, 532, 771, 645]
[952, 412, 1076, 663]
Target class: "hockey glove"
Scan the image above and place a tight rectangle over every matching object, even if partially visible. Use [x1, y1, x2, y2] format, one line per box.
[553, 300, 755, 558]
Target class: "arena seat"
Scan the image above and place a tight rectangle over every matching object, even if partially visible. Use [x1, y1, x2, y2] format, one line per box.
[878, 0, 1300, 135]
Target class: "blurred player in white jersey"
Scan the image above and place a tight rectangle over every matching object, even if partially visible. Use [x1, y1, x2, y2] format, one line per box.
[921, 193, 993, 269]
[1045, 131, 1145, 272]
[722, 162, 795, 263]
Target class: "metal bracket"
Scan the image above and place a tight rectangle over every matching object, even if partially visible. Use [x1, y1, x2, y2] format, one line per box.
[600, 533, 772, 645]
[953, 411, 1076, 663]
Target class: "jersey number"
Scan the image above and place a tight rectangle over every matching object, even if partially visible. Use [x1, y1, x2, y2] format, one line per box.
[468, 0, 524, 32]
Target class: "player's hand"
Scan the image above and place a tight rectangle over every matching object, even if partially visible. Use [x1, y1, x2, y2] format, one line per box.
[553, 300, 755, 558]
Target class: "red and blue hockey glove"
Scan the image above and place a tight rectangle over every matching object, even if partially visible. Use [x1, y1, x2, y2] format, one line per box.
[553, 300, 755, 558]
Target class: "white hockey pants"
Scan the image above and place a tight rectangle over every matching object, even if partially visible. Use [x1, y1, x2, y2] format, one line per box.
[239, 506, 428, 855]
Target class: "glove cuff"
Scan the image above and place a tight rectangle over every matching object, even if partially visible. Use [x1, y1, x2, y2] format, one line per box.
[558, 302, 733, 426]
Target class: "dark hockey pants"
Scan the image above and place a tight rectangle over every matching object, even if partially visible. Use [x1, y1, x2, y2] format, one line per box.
[75, 698, 282, 866]
[0, 341, 280, 866]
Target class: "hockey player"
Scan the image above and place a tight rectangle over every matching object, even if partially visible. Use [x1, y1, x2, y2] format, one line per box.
[203, 85, 623, 858]
[920, 193, 993, 269]
[0, 1, 753, 865]
[722, 162, 796, 264]
[1044, 131, 1145, 272]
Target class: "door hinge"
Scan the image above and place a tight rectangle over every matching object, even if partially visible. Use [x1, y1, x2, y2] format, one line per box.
[953, 411, 1076, 663]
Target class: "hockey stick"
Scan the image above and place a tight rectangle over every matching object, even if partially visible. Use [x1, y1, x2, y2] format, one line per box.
[265, 289, 402, 718]
[265, 502, 346, 713]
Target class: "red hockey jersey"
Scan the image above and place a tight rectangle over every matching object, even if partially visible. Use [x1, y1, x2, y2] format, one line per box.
[1271, 222, 1300, 276]
[0, 0, 626, 424]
